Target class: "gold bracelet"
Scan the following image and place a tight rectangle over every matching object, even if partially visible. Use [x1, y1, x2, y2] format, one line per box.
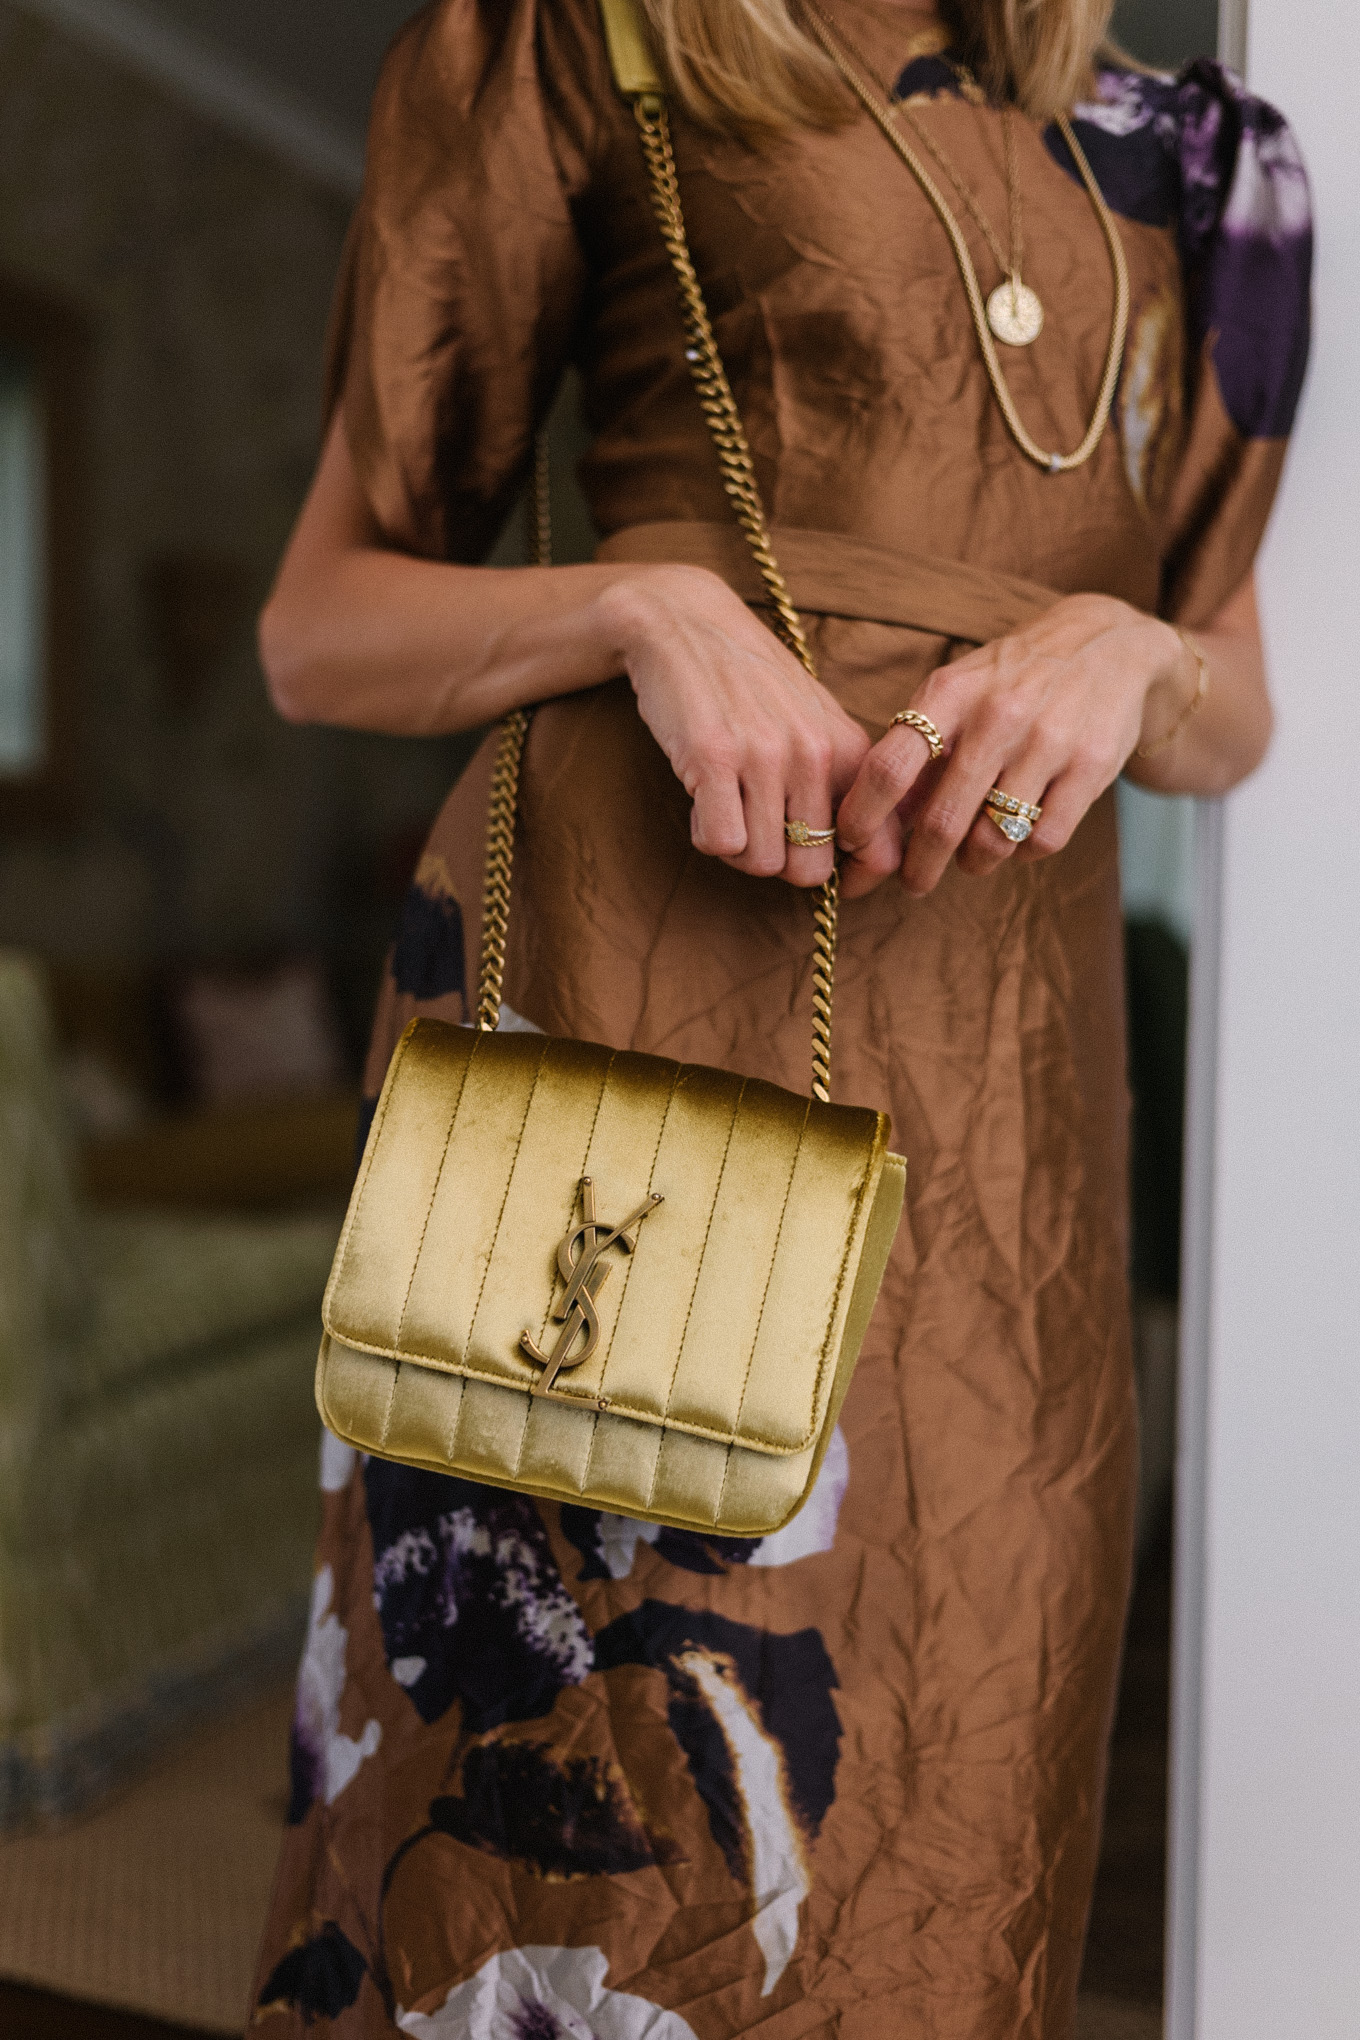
[1136, 627, 1209, 758]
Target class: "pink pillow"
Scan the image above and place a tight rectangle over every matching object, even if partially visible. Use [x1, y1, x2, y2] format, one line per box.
[176, 959, 345, 1107]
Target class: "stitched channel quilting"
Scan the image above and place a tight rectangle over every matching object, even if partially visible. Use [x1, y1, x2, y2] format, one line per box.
[578, 1059, 684, 1500]
[442, 1043, 553, 1470]
[459, 1039, 553, 1370]
[324, 1022, 434, 1338]
[643, 1079, 747, 1513]
[328, 1054, 888, 1458]
[712, 1102, 810, 1520]
[389, 1028, 482, 1356]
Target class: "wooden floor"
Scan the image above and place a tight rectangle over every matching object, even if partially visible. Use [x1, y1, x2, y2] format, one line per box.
[1080, 1525, 1173, 2011]
[0, 1534, 1172, 2040]
[0, 1982, 215, 2040]
[0, 1983, 1162, 2040]
[0, 1685, 292, 2035]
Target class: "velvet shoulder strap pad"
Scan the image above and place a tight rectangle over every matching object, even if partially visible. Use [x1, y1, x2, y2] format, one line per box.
[598, 0, 664, 97]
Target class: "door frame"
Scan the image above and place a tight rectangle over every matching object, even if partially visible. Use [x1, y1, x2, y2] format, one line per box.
[1167, 1, 1360, 2030]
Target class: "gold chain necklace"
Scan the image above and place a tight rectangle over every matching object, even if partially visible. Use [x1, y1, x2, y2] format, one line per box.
[897, 94, 1045, 346]
[817, 10, 1043, 344]
[807, 7, 1130, 475]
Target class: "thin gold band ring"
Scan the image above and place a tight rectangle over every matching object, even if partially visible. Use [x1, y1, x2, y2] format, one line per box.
[785, 819, 837, 849]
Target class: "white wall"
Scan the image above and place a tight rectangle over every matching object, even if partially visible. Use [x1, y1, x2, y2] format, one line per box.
[1171, 2, 1360, 2032]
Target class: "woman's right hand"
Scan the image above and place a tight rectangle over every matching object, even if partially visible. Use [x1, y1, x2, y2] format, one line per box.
[596, 566, 874, 890]
[263, 412, 884, 891]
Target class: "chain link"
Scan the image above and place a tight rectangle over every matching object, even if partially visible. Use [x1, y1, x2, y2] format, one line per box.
[476, 708, 531, 1030]
[475, 433, 549, 1029]
[475, 114, 842, 1102]
[633, 94, 839, 1101]
[810, 869, 838, 1105]
[633, 99, 814, 674]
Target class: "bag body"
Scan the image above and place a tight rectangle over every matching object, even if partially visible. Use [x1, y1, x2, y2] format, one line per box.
[317, 1021, 904, 1536]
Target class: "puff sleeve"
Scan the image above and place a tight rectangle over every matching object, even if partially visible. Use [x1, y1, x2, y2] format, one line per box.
[325, 0, 605, 561]
[1158, 61, 1313, 622]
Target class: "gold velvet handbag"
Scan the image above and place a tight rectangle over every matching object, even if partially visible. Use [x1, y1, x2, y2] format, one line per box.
[312, 1, 907, 1536]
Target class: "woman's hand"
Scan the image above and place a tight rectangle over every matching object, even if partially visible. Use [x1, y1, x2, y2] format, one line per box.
[263, 417, 1268, 899]
[596, 568, 874, 890]
[263, 413, 876, 888]
[834, 587, 1271, 900]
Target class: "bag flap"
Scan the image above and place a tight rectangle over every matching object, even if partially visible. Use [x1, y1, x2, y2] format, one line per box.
[323, 1020, 895, 1457]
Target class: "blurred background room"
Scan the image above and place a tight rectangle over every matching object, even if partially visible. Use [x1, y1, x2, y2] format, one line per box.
[0, 1, 1258, 2036]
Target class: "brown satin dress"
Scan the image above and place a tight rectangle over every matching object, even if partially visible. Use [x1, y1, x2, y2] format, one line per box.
[252, 3, 1296, 2035]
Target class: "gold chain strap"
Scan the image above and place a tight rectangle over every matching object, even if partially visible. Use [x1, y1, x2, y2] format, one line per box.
[476, 433, 550, 1030]
[632, 98, 814, 672]
[476, 103, 843, 1104]
[812, 878, 837, 1095]
[633, 92, 838, 1103]
[475, 708, 532, 1030]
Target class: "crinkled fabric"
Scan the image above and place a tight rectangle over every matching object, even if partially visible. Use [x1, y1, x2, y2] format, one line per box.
[256, 3, 1308, 2035]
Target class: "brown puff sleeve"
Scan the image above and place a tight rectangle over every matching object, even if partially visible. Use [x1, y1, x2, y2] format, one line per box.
[1158, 352, 1288, 628]
[326, 0, 607, 562]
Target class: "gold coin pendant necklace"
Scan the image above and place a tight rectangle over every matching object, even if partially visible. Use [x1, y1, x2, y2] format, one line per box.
[806, 7, 1130, 474]
[973, 113, 1045, 347]
[892, 73, 1045, 348]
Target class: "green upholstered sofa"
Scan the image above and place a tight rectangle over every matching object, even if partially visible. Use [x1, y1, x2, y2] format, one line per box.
[0, 952, 338, 1829]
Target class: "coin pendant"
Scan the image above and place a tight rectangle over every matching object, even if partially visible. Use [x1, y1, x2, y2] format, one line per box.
[986, 278, 1045, 347]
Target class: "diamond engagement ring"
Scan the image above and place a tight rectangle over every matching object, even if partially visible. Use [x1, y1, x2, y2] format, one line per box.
[785, 819, 837, 848]
[983, 787, 1042, 845]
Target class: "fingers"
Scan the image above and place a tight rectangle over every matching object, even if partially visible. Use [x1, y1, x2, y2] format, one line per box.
[689, 757, 793, 878]
[656, 582, 1159, 905]
[955, 773, 1050, 876]
[839, 811, 904, 899]
[1012, 763, 1108, 863]
[690, 726, 847, 888]
[740, 755, 792, 880]
[781, 724, 842, 888]
[689, 769, 748, 864]
[944, 716, 1053, 876]
[836, 719, 941, 859]
[835, 595, 1159, 897]
[620, 567, 878, 890]
[919, 730, 1107, 886]
[896, 688, 1046, 892]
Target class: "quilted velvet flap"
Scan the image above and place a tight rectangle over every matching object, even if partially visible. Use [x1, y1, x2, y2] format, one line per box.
[323, 1020, 896, 1458]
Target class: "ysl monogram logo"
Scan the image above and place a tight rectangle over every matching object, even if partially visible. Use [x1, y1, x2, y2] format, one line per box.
[521, 1175, 663, 1396]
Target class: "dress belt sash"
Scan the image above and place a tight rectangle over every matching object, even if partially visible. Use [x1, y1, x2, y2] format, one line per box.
[595, 521, 1059, 645]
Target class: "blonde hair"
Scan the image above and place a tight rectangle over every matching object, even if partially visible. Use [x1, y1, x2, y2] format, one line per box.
[637, 0, 1115, 135]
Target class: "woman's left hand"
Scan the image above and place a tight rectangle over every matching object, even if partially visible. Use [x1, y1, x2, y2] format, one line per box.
[834, 593, 1200, 899]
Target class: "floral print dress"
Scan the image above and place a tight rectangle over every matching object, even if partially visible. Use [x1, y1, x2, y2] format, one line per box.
[252, 7, 1310, 2036]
